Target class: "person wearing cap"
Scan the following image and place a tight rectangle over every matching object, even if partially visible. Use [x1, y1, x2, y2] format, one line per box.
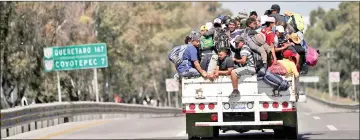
[277, 50, 299, 78]
[202, 18, 223, 38]
[274, 26, 297, 61]
[176, 35, 209, 78]
[261, 16, 278, 63]
[229, 36, 256, 96]
[268, 4, 285, 23]
[199, 25, 217, 73]
[249, 11, 258, 20]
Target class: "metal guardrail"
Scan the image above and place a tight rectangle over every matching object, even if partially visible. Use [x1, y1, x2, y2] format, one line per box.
[307, 94, 359, 110]
[0, 102, 182, 138]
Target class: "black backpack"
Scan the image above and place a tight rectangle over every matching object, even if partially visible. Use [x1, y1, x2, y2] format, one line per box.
[213, 28, 230, 51]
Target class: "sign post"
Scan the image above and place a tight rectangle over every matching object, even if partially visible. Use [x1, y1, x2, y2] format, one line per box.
[329, 72, 340, 98]
[43, 43, 108, 102]
[56, 71, 62, 102]
[352, 71, 359, 102]
[165, 78, 179, 108]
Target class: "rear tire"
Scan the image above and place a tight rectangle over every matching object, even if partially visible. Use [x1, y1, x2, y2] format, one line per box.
[274, 126, 298, 139]
[188, 136, 200, 139]
[213, 126, 219, 137]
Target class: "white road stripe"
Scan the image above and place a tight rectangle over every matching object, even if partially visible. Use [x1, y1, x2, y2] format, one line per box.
[313, 116, 321, 120]
[326, 125, 338, 131]
[304, 113, 311, 116]
[176, 130, 187, 137]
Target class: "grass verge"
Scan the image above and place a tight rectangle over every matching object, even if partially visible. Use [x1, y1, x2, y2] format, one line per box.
[307, 88, 359, 104]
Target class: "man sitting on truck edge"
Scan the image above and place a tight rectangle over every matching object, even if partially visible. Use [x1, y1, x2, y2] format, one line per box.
[176, 35, 209, 78]
[230, 36, 256, 96]
[209, 48, 234, 80]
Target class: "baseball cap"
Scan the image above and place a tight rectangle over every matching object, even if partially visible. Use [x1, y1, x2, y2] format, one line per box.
[200, 25, 207, 31]
[205, 22, 213, 30]
[190, 34, 200, 41]
[270, 4, 281, 12]
[234, 36, 245, 43]
[260, 15, 268, 25]
[266, 17, 276, 23]
[283, 50, 296, 58]
[214, 18, 222, 24]
[250, 11, 258, 17]
[276, 26, 285, 33]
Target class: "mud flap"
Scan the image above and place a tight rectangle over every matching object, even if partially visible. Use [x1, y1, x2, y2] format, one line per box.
[186, 113, 217, 138]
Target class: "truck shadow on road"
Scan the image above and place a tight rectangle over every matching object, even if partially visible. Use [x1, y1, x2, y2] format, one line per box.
[205, 132, 324, 140]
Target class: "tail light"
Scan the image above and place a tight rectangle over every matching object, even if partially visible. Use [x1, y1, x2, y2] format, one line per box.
[208, 103, 215, 110]
[210, 114, 218, 121]
[272, 102, 279, 108]
[282, 102, 289, 108]
[199, 103, 205, 110]
[262, 102, 269, 109]
[189, 103, 195, 110]
[260, 112, 268, 120]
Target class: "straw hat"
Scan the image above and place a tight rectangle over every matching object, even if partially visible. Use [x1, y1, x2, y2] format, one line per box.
[289, 33, 301, 44]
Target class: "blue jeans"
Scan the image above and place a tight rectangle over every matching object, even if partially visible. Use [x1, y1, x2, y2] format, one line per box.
[179, 68, 200, 77]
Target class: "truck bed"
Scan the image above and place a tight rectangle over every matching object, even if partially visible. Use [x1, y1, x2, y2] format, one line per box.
[182, 75, 305, 104]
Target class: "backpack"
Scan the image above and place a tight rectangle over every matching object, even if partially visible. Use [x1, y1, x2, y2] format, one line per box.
[168, 45, 188, 66]
[213, 28, 230, 50]
[284, 11, 305, 32]
[305, 45, 319, 66]
[243, 46, 263, 72]
[258, 68, 290, 91]
[200, 36, 215, 50]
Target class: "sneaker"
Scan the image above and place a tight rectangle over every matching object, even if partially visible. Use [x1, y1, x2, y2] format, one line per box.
[229, 89, 240, 97]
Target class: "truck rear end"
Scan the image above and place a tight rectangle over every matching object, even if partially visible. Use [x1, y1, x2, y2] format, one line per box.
[181, 75, 306, 139]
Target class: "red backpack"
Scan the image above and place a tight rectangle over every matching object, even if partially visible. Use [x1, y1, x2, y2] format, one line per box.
[268, 62, 288, 75]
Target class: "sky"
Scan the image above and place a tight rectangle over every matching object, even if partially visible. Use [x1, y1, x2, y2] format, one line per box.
[220, 2, 341, 17]
[220, 2, 340, 32]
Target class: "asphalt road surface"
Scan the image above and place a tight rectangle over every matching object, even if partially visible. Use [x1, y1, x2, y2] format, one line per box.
[6, 98, 359, 139]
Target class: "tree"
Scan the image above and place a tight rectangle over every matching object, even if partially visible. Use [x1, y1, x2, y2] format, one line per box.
[305, 2, 359, 99]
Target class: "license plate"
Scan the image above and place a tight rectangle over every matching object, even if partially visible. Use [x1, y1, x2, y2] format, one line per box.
[231, 102, 246, 109]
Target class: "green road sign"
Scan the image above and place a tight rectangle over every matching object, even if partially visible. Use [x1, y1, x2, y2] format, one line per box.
[44, 43, 108, 72]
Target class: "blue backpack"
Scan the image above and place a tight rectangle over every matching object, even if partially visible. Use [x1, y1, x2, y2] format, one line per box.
[168, 45, 188, 66]
[258, 68, 290, 91]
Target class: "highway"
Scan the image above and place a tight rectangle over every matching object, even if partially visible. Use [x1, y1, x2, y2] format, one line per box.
[5, 97, 359, 139]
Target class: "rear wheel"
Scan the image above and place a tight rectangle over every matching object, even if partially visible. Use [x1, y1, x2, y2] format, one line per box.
[213, 126, 219, 137]
[274, 126, 298, 139]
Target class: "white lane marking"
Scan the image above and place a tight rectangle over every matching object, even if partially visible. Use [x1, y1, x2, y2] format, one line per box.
[326, 125, 338, 131]
[313, 116, 321, 120]
[304, 113, 311, 116]
[176, 130, 187, 137]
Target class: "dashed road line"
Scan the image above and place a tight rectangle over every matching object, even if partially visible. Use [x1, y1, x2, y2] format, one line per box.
[304, 113, 311, 116]
[326, 125, 338, 131]
[313, 116, 321, 120]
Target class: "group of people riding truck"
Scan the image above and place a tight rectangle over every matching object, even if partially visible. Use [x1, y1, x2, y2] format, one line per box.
[169, 4, 319, 96]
